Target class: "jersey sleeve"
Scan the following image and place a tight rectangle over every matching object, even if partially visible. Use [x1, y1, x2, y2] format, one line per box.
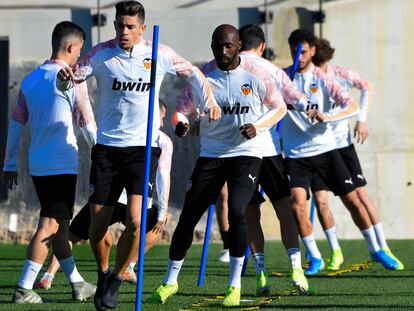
[249, 64, 287, 131]
[74, 82, 97, 148]
[336, 66, 372, 122]
[319, 70, 359, 122]
[156, 134, 173, 221]
[3, 90, 28, 171]
[279, 70, 307, 111]
[159, 45, 219, 116]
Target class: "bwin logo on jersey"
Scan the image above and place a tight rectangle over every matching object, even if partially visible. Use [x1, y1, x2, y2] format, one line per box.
[310, 83, 318, 94]
[222, 103, 250, 115]
[143, 58, 152, 70]
[112, 77, 150, 92]
[241, 84, 252, 96]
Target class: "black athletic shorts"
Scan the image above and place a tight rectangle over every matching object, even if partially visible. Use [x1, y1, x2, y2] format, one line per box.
[311, 145, 367, 192]
[338, 144, 367, 187]
[69, 202, 159, 240]
[286, 149, 355, 197]
[89, 144, 161, 206]
[187, 156, 262, 206]
[31, 174, 77, 220]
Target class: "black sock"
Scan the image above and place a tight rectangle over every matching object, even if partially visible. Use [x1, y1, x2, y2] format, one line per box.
[220, 230, 229, 250]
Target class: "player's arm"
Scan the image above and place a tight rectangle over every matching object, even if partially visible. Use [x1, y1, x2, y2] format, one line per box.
[74, 81, 97, 148]
[279, 70, 308, 111]
[172, 83, 199, 137]
[241, 71, 287, 139]
[2, 90, 28, 190]
[310, 72, 359, 123]
[152, 134, 173, 234]
[159, 44, 221, 121]
[346, 68, 372, 143]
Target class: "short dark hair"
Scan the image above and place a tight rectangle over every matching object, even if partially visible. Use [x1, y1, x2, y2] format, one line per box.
[239, 24, 265, 51]
[159, 98, 167, 112]
[288, 29, 317, 47]
[313, 38, 335, 66]
[115, 1, 145, 22]
[52, 21, 85, 53]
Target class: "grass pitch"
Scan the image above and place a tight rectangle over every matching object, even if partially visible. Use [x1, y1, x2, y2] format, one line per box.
[0, 240, 413, 310]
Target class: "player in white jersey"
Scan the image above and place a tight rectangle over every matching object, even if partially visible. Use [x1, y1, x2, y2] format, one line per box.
[308, 38, 404, 270]
[238, 24, 310, 295]
[56, 2, 220, 309]
[148, 24, 287, 307]
[2, 21, 96, 304]
[281, 29, 399, 275]
[35, 99, 174, 289]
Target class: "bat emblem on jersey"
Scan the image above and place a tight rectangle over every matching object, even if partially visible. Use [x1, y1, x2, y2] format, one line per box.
[241, 84, 252, 96]
[310, 83, 318, 94]
[344, 178, 353, 185]
[143, 58, 152, 70]
[248, 174, 256, 184]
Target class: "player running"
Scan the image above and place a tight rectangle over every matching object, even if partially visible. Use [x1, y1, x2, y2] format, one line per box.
[56, 1, 220, 309]
[2, 21, 96, 304]
[280, 29, 399, 276]
[34, 100, 173, 289]
[148, 24, 287, 307]
[238, 24, 310, 295]
[309, 38, 404, 270]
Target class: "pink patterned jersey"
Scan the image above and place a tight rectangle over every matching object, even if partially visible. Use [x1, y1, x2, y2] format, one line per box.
[177, 56, 287, 158]
[281, 63, 359, 158]
[69, 38, 217, 148]
[326, 64, 372, 148]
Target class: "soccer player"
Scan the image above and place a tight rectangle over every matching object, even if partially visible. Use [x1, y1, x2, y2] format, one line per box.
[238, 24, 310, 295]
[281, 29, 399, 275]
[35, 100, 173, 289]
[56, 2, 220, 309]
[2, 21, 96, 304]
[148, 24, 287, 307]
[309, 38, 404, 270]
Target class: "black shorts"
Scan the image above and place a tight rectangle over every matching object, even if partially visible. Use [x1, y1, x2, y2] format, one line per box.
[31, 174, 77, 220]
[89, 144, 161, 206]
[258, 155, 291, 201]
[69, 202, 159, 240]
[338, 144, 367, 187]
[187, 156, 262, 206]
[286, 149, 355, 197]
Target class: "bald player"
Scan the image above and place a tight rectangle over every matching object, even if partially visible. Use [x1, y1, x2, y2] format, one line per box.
[148, 24, 287, 307]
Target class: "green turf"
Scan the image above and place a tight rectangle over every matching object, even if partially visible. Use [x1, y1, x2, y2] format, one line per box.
[0, 240, 413, 310]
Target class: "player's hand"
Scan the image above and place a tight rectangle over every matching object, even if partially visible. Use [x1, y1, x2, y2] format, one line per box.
[208, 104, 221, 122]
[175, 122, 190, 137]
[58, 66, 76, 83]
[240, 123, 257, 139]
[190, 120, 200, 136]
[354, 121, 368, 144]
[152, 217, 167, 235]
[307, 109, 324, 123]
[2, 171, 18, 190]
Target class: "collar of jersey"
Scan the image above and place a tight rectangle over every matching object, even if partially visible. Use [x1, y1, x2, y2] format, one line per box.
[214, 55, 244, 74]
[295, 63, 315, 79]
[44, 59, 69, 68]
[114, 39, 145, 58]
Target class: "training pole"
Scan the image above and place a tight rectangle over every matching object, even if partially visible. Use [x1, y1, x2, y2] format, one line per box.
[241, 188, 264, 276]
[135, 25, 159, 311]
[197, 204, 215, 287]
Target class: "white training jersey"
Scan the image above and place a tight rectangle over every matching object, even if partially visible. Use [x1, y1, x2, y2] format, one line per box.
[3, 60, 94, 176]
[325, 64, 372, 148]
[240, 51, 308, 157]
[117, 131, 173, 221]
[75, 38, 217, 148]
[176, 56, 287, 158]
[280, 63, 359, 158]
